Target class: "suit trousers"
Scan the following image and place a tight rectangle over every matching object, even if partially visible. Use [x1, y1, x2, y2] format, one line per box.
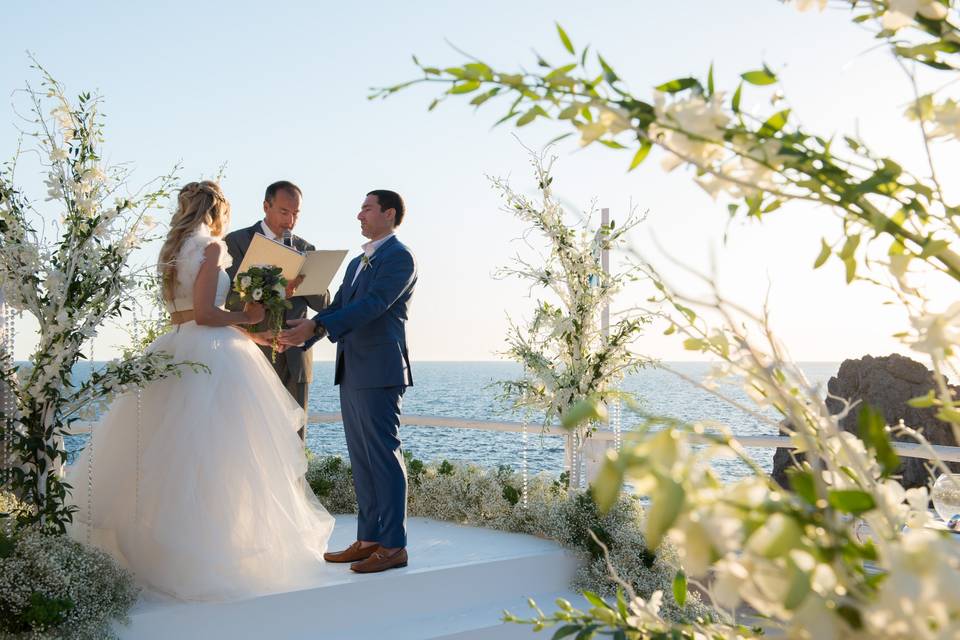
[339, 384, 407, 548]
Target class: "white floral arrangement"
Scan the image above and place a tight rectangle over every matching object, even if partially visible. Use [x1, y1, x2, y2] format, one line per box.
[0, 493, 139, 639]
[491, 152, 652, 489]
[0, 61, 201, 531]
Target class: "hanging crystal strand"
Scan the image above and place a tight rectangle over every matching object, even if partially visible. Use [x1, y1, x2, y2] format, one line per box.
[133, 305, 142, 524]
[520, 368, 529, 510]
[612, 395, 622, 452]
[85, 325, 96, 544]
[1, 301, 12, 490]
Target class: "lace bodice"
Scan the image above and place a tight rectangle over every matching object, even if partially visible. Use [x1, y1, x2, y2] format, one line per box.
[163, 226, 233, 313]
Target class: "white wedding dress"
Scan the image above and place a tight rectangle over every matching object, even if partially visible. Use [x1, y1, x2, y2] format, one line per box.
[67, 226, 334, 602]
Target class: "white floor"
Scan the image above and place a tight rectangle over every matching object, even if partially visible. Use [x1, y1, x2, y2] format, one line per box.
[116, 515, 585, 639]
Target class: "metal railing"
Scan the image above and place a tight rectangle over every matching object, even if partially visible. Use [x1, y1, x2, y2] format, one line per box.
[64, 412, 960, 463]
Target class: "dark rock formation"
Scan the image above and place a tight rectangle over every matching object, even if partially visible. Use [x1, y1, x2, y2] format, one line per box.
[771, 353, 960, 489]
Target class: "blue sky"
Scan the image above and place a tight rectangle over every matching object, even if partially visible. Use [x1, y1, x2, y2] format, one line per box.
[3, 1, 955, 362]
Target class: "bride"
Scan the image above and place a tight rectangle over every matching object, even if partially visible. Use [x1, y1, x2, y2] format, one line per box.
[66, 181, 334, 601]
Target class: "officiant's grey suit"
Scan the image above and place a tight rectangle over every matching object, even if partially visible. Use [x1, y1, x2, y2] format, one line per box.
[224, 222, 330, 438]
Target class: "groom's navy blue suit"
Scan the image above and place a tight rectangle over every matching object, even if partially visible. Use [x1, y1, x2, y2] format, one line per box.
[305, 235, 416, 548]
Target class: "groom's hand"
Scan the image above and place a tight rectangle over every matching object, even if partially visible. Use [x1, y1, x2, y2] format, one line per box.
[280, 318, 316, 346]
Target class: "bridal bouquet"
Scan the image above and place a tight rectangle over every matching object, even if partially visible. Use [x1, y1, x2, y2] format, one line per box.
[233, 265, 292, 362]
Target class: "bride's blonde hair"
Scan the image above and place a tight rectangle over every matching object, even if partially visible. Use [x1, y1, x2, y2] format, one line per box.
[158, 181, 231, 301]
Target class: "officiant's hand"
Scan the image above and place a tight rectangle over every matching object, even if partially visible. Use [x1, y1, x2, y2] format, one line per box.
[285, 275, 305, 298]
[242, 302, 266, 325]
[280, 318, 316, 346]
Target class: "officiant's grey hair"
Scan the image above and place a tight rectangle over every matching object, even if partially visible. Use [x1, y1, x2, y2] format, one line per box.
[264, 181, 302, 204]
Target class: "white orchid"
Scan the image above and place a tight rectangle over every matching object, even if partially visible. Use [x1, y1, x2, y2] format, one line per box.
[793, 0, 827, 11]
[882, 0, 948, 31]
[906, 301, 960, 356]
[652, 91, 730, 172]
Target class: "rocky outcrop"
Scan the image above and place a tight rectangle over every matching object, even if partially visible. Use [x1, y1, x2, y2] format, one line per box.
[772, 353, 960, 489]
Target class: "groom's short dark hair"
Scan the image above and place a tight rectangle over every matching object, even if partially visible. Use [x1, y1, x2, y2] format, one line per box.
[264, 181, 302, 204]
[367, 190, 405, 226]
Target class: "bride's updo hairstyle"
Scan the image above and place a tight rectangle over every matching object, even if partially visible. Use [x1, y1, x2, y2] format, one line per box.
[158, 181, 231, 301]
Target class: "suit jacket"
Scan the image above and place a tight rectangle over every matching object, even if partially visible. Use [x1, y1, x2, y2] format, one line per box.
[224, 222, 330, 384]
[305, 235, 416, 389]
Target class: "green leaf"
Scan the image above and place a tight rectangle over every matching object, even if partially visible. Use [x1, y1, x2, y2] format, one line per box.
[449, 81, 481, 94]
[628, 140, 651, 170]
[836, 604, 864, 630]
[597, 54, 619, 84]
[672, 570, 688, 607]
[757, 109, 790, 137]
[732, 82, 743, 114]
[546, 63, 578, 82]
[741, 67, 777, 85]
[858, 404, 899, 477]
[516, 106, 548, 127]
[591, 456, 625, 513]
[655, 77, 700, 94]
[783, 563, 811, 610]
[843, 257, 856, 284]
[557, 103, 581, 120]
[556, 23, 575, 55]
[707, 62, 715, 97]
[583, 591, 613, 610]
[552, 626, 581, 639]
[646, 478, 684, 548]
[561, 397, 609, 430]
[907, 390, 937, 408]
[828, 489, 877, 515]
[814, 239, 832, 269]
[839, 234, 860, 260]
[469, 88, 500, 107]
[786, 469, 818, 505]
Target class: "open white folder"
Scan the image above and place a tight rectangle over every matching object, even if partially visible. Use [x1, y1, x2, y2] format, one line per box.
[236, 233, 348, 297]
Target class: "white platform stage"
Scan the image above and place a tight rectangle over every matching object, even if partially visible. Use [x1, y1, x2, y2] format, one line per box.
[115, 516, 585, 639]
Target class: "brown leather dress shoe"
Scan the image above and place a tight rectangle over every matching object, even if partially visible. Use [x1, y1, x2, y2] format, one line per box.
[323, 541, 380, 563]
[350, 547, 408, 573]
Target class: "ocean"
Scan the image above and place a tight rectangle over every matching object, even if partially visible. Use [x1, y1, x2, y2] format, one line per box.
[61, 361, 840, 483]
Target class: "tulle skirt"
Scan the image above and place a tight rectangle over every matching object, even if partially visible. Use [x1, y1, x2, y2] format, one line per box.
[66, 321, 334, 602]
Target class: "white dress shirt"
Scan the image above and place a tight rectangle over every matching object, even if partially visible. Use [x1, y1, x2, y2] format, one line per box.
[351, 233, 395, 286]
[259, 220, 279, 241]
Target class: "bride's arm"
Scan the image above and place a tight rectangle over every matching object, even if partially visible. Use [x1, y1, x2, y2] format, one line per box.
[193, 243, 264, 327]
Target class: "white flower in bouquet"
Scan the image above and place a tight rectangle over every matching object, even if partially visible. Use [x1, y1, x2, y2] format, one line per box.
[273, 283, 285, 297]
[252, 287, 263, 301]
[240, 275, 252, 288]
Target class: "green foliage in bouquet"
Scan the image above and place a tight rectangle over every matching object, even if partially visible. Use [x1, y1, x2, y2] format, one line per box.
[232, 265, 291, 362]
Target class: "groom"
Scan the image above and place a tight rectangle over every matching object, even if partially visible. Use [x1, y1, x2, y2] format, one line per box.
[224, 180, 330, 439]
[281, 189, 416, 573]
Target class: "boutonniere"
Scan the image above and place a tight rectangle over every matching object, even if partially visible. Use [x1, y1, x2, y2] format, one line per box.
[361, 254, 375, 267]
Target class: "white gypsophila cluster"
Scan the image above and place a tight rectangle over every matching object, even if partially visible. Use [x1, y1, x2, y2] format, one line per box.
[0, 517, 139, 639]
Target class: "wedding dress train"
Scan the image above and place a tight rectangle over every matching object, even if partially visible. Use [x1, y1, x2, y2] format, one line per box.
[67, 226, 334, 601]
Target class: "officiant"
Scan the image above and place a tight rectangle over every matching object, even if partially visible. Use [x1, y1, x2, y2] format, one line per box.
[224, 180, 330, 440]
